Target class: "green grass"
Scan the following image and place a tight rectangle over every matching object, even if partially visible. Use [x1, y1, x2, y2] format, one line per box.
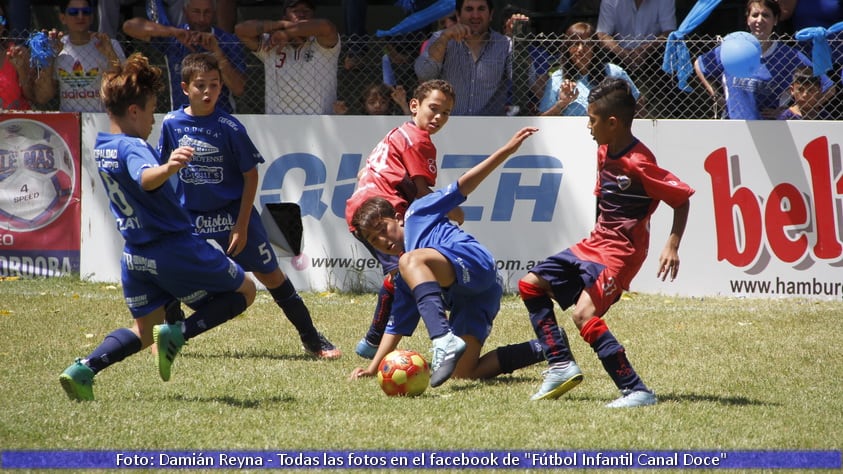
[1, 277, 841, 472]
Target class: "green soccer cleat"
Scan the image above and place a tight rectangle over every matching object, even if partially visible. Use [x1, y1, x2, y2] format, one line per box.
[153, 322, 185, 382]
[59, 359, 95, 401]
[530, 363, 584, 401]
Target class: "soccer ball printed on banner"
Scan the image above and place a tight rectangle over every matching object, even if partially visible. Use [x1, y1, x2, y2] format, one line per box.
[0, 119, 75, 232]
[377, 350, 430, 397]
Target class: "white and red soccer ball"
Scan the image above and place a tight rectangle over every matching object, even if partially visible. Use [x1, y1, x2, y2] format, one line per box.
[377, 350, 430, 397]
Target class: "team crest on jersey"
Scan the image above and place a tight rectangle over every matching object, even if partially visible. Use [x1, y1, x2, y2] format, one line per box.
[178, 136, 219, 156]
[616, 175, 631, 191]
[602, 276, 618, 297]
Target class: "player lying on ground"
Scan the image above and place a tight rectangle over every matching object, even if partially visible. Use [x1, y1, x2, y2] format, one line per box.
[349, 127, 545, 388]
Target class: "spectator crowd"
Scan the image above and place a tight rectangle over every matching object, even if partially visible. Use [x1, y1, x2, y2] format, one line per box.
[2, 0, 842, 119]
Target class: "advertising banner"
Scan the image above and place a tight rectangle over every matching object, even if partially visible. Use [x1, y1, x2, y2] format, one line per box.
[80, 115, 843, 300]
[0, 113, 81, 277]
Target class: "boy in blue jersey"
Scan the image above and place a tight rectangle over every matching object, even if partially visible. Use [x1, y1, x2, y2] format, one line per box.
[59, 53, 257, 401]
[158, 52, 340, 359]
[348, 126, 544, 388]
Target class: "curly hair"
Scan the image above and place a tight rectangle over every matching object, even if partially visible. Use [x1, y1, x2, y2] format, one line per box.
[101, 53, 165, 117]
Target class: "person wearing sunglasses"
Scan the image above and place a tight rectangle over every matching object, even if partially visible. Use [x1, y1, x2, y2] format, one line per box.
[32, 0, 127, 112]
[0, 1, 35, 111]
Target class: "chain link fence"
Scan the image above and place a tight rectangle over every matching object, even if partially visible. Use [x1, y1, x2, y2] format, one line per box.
[12, 31, 843, 120]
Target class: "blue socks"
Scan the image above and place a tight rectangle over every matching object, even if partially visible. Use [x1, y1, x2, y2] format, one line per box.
[412, 281, 450, 340]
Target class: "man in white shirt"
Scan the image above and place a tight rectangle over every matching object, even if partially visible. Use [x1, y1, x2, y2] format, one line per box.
[235, 0, 340, 115]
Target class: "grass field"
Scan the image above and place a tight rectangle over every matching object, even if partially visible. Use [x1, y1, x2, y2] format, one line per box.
[1, 276, 841, 472]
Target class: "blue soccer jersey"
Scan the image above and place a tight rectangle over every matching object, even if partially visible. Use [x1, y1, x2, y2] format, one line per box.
[158, 106, 265, 212]
[94, 132, 247, 317]
[386, 182, 500, 342]
[93, 132, 194, 245]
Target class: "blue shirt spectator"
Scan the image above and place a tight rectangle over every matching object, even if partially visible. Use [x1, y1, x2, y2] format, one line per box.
[414, 0, 511, 115]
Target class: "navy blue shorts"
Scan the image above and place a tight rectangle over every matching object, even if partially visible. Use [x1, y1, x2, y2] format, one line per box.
[528, 248, 605, 311]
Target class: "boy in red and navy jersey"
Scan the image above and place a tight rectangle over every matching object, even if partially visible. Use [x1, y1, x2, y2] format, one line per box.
[520, 77, 694, 407]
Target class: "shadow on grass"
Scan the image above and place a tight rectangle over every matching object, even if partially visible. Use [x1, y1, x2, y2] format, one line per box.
[166, 393, 296, 408]
[655, 392, 774, 406]
[179, 349, 320, 362]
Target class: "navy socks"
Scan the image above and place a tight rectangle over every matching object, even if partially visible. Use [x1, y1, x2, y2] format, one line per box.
[182, 292, 248, 340]
[85, 327, 142, 374]
[269, 278, 317, 341]
[412, 281, 450, 340]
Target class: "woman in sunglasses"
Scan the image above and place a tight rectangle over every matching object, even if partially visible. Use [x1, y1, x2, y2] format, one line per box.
[0, 1, 35, 111]
[33, 0, 126, 112]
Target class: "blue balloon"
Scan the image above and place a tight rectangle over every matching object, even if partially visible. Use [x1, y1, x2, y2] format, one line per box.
[719, 31, 763, 78]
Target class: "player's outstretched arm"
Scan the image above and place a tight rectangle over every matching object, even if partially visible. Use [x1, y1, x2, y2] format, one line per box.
[349, 333, 403, 380]
[657, 201, 690, 282]
[457, 127, 538, 197]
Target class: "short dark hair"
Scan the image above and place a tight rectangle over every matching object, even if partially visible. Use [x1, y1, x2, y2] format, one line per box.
[101, 53, 165, 117]
[745, 0, 780, 20]
[413, 79, 456, 103]
[792, 66, 820, 87]
[588, 77, 636, 124]
[351, 197, 397, 239]
[457, 0, 493, 13]
[180, 52, 220, 84]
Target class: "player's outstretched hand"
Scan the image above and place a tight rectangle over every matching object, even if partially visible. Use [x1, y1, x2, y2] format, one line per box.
[349, 367, 374, 380]
[656, 246, 680, 282]
[167, 146, 193, 171]
[502, 127, 539, 156]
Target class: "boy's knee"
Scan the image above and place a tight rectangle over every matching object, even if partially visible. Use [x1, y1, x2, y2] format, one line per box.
[240, 277, 257, 306]
[518, 277, 546, 300]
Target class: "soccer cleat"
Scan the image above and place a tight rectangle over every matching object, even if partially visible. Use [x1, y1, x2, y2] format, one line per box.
[59, 358, 95, 401]
[302, 333, 342, 360]
[355, 338, 378, 359]
[606, 389, 658, 408]
[153, 322, 185, 382]
[530, 363, 584, 401]
[429, 332, 466, 387]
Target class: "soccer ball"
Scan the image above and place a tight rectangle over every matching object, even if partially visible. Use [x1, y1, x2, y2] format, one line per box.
[377, 350, 430, 397]
[0, 119, 75, 232]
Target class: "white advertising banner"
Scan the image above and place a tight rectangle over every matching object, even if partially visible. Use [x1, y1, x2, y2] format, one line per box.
[80, 115, 843, 300]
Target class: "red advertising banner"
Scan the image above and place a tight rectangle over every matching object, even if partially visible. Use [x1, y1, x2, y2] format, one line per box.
[0, 113, 81, 277]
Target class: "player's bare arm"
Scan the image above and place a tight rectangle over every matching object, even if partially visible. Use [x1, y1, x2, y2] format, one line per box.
[227, 168, 258, 256]
[349, 333, 403, 379]
[234, 19, 291, 51]
[122, 18, 186, 43]
[657, 201, 690, 282]
[457, 127, 538, 197]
